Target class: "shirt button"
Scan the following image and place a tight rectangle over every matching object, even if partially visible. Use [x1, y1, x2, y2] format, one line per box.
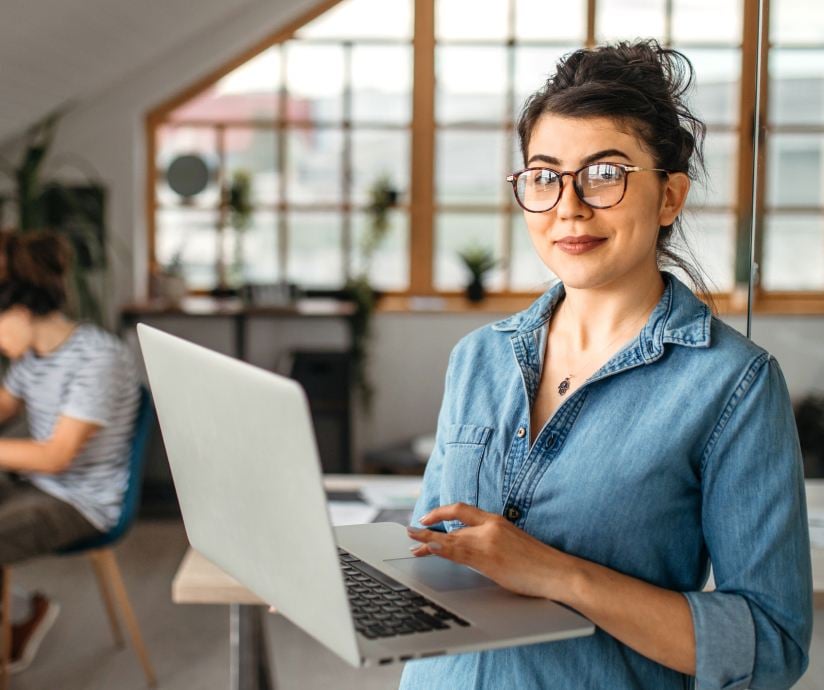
[505, 505, 521, 522]
[516, 427, 526, 438]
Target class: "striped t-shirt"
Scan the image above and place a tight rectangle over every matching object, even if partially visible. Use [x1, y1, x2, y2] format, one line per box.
[2, 324, 140, 531]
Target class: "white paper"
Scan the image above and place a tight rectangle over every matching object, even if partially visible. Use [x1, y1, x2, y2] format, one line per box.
[809, 508, 824, 548]
[327, 501, 379, 526]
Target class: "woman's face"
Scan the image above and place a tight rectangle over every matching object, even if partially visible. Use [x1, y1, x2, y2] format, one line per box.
[0, 306, 34, 359]
[522, 114, 689, 292]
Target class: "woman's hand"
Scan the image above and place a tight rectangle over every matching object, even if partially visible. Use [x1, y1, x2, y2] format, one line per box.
[407, 502, 575, 599]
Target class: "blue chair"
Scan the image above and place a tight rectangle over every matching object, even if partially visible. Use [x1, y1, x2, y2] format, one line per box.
[1, 386, 157, 688]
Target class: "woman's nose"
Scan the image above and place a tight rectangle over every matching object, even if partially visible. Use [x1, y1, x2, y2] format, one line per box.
[555, 175, 591, 219]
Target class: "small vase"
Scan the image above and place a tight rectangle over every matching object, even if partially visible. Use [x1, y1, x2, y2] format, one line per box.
[466, 277, 485, 302]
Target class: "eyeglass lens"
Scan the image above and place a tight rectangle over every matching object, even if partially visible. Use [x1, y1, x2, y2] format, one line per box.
[515, 163, 627, 211]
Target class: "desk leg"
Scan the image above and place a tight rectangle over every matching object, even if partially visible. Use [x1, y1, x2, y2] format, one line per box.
[230, 604, 276, 690]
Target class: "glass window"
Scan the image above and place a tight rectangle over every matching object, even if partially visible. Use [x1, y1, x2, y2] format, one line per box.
[769, 49, 824, 126]
[351, 130, 409, 206]
[436, 130, 507, 205]
[771, 0, 824, 45]
[436, 0, 509, 41]
[239, 212, 280, 284]
[690, 130, 737, 209]
[514, 0, 586, 42]
[155, 208, 220, 289]
[286, 212, 344, 287]
[677, 48, 740, 126]
[671, 0, 742, 44]
[509, 211, 556, 291]
[596, 0, 667, 43]
[762, 214, 824, 289]
[351, 210, 409, 290]
[351, 45, 413, 124]
[435, 212, 506, 291]
[678, 211, 736, 292]
[285, 128, 344, 204]
[224, 128, 278, 205]
[436, 46, 508, 124]
[767, 134, 824, 208]
[285, 42, 345, 122]
[297, 0, 413, 40]
[513, 46, 576, 121]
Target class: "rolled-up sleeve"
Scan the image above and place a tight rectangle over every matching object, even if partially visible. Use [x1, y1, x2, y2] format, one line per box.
[686, 354, 812, 689]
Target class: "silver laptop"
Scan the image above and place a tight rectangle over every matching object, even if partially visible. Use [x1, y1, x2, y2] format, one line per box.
[137, 324, 594, 667]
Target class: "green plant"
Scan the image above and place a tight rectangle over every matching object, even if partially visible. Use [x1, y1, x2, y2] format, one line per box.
[1, 111, 108, 325]
[458, 245, 497, 281]
[346, 173, 398, 411]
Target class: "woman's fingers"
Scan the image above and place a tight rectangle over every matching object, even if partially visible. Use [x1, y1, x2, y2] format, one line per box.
[419, 502, 488, 527]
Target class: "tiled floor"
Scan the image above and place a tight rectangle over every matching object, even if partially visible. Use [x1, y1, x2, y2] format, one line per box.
[6, 520, 822, 689]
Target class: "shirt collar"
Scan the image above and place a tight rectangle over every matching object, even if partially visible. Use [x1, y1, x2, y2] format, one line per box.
[491, 272, 712, 356]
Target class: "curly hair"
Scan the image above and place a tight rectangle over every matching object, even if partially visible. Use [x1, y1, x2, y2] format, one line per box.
[516, 39, 713, 301]
[0, 230, 72, 315]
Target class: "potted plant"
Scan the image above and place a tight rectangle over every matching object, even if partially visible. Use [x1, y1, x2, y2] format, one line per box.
[458, 244, 497, 302]
[346, 173, 398, 410]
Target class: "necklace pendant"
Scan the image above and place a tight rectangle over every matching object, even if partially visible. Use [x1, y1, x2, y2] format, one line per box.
[558, 376, 571, 396]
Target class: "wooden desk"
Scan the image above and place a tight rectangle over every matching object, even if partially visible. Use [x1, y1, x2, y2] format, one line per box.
[172, 478, 824, 690]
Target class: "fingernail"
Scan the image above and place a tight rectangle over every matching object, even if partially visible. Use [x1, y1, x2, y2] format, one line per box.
[428, 541, 442, 552]
[419, 512, 432, 524]
[407, 525, 422, 533]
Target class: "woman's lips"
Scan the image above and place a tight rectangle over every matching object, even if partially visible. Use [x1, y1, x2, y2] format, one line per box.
[555, 235, 607, 255]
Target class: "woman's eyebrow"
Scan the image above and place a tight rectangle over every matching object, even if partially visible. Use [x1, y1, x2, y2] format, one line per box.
[526, 148, 633, 167]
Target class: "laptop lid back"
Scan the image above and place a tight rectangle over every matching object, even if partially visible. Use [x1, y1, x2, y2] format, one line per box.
[137, 324, 359, 666]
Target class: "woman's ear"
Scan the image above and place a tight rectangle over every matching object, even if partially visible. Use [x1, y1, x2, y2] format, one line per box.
[658, 172, 690, 227]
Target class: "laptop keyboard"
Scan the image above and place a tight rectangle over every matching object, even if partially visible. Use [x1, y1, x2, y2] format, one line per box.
[338, 548, 471, 640]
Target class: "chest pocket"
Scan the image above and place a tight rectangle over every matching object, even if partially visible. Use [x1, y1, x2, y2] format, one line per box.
[440, 423, 493, 530]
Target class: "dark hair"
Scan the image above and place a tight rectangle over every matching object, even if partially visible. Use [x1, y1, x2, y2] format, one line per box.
[0, 230, 72, 315]
[516, 39, 714, 303]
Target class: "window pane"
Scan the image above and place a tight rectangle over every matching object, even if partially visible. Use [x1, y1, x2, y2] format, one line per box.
[671, 0, 742, 44]
[297, 0, 412, 40]
[285, 129, 344, 204]
[168, 48, 280, 123]
[435, 212, 505, 291]
[510, 212, 556, 291]
[690, 130, 737, 208]
[596, 0, 666, 42]
[513, 46, 576, 121]
[287, 212, 344, 287]
[436, 0, 509, 41]
[769, 49, 824, 125]
[677, 211, 736, 292]
[351, 129, 410, 206]
[352, 210, 409, 290]
[436, 46, 507, 124]
[515, 0, 586, 42]
[771, 0, 824, 45]
[155, 208, 220, 289]
[763, 214, 824, 289]
[436, 130, 507, 205]
[352, 45, 412, 124]
[240, 212, 280, 284]
[156, 126, 220, 208]
[224, 128, 278, 205]
[677, 48, 740, 126]
[285, 42, 344, 122]
[766, 134, 824, 208]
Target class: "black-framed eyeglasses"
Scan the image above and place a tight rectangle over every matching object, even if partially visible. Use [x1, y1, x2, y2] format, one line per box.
[506, 162, 670, 213]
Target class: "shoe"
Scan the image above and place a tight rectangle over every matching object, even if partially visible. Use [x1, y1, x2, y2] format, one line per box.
[9, 593, 60, 674]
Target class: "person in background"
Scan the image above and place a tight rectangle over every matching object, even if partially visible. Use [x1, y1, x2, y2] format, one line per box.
[403, 40, 812, 690]
[0, 230, 139, 673]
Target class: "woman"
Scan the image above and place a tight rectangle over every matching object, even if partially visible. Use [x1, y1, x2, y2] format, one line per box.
[402, 41, 812, 689]
[0, 230, 139, 672]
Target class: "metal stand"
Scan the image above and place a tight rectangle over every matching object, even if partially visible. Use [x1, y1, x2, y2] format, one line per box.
[230, 604, 275, 690]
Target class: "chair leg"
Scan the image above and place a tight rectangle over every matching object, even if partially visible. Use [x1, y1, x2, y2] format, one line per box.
[88, 552, 125, 648]
[1, 566, 11, 690]
[92, 549, 157, 688]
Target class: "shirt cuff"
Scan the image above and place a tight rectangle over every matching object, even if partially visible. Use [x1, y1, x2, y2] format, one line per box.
[683, 590, 755, 690]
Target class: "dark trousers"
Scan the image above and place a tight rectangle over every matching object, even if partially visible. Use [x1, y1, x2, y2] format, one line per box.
[0, 473, 101, 565]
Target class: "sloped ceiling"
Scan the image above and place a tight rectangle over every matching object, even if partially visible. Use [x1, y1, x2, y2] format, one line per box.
[0, 0, 275, 145]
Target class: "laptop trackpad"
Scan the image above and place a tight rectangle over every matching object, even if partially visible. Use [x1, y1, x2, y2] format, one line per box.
[385, 556, 498, 592]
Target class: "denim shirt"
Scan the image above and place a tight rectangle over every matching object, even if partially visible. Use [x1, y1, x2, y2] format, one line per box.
[399, 273, 812, 690]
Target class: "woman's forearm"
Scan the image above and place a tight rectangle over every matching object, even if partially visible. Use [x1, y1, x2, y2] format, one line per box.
[0, 438, 70, 473]
[558, 555, 696, 675]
